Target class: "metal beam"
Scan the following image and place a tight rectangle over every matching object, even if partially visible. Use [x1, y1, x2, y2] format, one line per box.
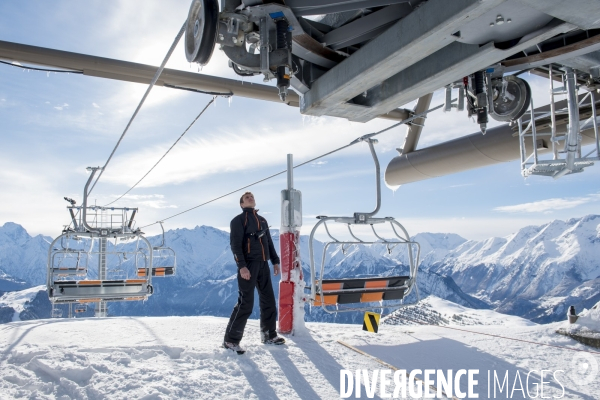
[0, 40, 299, 104]
[501, 33, 600, 73]
[352, 19, 575, 122]
[300, 0, 507, 118]
[0, 39, 412, 122]
[401, 93, 433, 155]
[285, 0, 413, 16]
[323, 4, 412, 49]
[517, 0, 600, 30]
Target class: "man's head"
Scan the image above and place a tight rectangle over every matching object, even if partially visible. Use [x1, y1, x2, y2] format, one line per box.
[240, 192, 256, 208]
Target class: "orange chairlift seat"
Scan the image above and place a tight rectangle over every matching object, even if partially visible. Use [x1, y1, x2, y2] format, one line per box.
[307, 138, 421, 313]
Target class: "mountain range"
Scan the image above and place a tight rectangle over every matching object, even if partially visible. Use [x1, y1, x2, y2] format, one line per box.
[0, 215, 598, 324]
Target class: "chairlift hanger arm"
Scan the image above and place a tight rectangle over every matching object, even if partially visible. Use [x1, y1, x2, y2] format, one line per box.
[346, 224, 363, 242]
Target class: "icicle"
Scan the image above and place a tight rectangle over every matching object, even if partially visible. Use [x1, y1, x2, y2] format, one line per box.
[228, 96, 232, 107]
[47, 71, 50, 78]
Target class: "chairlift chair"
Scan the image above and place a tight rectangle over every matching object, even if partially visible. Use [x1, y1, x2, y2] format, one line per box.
[307, 138, 421, 314]
[137, 222, 177, 278]
[74, 304, 87, 313]
[51, 307, 63, 318]
[47, 167, 155, 307]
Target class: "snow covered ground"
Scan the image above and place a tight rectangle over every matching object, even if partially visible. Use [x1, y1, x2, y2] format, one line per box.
[0, 310, 599, 399]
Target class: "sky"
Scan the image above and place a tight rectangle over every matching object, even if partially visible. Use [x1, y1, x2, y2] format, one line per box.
[0, 0, 599, 241]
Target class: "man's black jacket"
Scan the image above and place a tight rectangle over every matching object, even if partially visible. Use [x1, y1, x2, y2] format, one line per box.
[230, 207, 280, 269]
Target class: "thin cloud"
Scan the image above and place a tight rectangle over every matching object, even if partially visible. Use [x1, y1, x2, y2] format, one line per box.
[494, 195, 600, 213]
[53, 103, 69, 111]
[112, 194, 165, 200]
[106, 194, 176, 209]
[450, 183, 474, 188]
[137, 200, 177, 209]
[92, 102, 100, 108]
[101, 117, 378, 188]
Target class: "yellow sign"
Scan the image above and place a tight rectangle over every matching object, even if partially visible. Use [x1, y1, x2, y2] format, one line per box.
[362, 312, 380, 333]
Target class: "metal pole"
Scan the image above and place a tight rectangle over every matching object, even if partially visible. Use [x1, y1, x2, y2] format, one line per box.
[97, 237, 107, 317]
[550, 65, 558, 160]
[564, 67, 579, 171]
[287, 154, 294, 230]
[287, 154, 293, 190]
[592, 91, 599, 157]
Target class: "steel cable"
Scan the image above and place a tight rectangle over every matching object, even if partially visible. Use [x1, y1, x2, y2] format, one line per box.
[87, 21, 187, 196]
[104, 95, 217, 207]
[139, 101, 449, 229]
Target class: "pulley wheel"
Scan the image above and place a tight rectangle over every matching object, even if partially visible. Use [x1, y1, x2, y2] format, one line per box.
[490, 75, 531, 122]
[184, 0, 219, 65]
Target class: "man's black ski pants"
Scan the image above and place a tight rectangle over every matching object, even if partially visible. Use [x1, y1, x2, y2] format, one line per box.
[224, 260, 277, 344]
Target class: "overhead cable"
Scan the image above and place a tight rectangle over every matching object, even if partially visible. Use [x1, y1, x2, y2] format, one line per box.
[87, 21, 187, 197]
[139, 100, 451, 229]
[104, 95, 218, 207]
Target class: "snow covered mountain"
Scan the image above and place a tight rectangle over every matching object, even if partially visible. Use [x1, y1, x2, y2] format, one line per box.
[0, 222, 52, 286]
[0, 222, 480, 323]
[0, 285, 51, 323]
[427, 215, 600, 322]
[0, 215, 598, 324]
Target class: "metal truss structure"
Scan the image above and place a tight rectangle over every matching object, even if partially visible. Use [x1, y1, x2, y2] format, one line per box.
[1, 0, 600, 186]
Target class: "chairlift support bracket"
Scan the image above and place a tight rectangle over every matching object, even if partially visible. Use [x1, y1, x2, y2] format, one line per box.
[518, 66, 600, 178]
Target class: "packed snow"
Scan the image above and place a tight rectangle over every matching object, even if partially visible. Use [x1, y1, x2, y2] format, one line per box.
[1, 298, 599, 399]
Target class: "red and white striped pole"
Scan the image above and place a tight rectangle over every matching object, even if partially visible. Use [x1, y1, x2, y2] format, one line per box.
[278, 154, 303, 334]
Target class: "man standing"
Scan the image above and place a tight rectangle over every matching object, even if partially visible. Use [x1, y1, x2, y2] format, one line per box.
[223, 191, 285, 354]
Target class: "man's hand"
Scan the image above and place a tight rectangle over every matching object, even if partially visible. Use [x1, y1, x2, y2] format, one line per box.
[273, 264, 280, 276]
[239, 267, 251, 280]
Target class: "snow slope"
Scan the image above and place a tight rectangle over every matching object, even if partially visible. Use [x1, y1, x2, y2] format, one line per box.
[0, 311, 598, 399]
[384, 295, 535, 327]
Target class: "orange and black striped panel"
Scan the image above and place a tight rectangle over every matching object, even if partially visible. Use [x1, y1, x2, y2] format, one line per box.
[314, 276, 410, 305]
[138, 267, 175, 277]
